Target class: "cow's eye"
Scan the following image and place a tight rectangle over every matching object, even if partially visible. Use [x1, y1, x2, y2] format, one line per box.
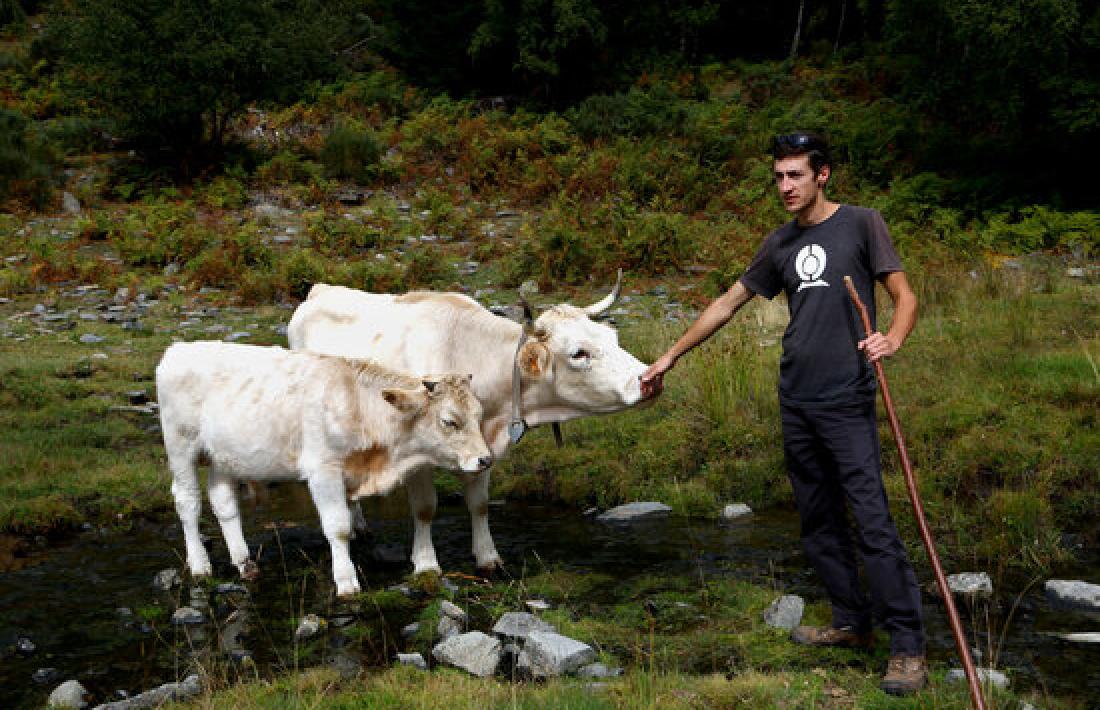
[571, 348, 590, 360]
[442, 418, 460, 429]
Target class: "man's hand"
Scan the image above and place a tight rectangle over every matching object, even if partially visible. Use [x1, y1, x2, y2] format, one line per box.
[640, 353, 677, 399]
[858, 332, 900, 363]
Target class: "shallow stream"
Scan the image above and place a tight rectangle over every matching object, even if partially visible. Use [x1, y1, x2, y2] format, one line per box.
[1, 486, 1097, 708]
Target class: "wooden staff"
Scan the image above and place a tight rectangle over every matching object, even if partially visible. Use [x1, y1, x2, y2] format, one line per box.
[843, 276, 987, 709]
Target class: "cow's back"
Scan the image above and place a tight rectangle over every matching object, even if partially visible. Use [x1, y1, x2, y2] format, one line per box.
[288, 285, 462, 374]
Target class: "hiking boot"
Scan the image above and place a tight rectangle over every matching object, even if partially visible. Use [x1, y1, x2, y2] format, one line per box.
[790, 625, 874, 650]
[880, 654, 928, 696]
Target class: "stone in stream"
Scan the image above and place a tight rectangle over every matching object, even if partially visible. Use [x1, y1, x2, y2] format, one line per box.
[1044, 579, 1100, 612]
[294, 614, 325, 641]
[491, 611, 556, 642]
[170, 607, 204, 626]
[722, 503, 753, 520]
[151, 568, 180, 591]
[48, 679, 89, 708]
[945, 667, 1009, 688]
[91, 673, 202, 709]
[517, 630, 596, 678]
[432, 631, 502, 677]
[79, 334, 105, 344]
[762, 594, 804, 631]
[33, 667, 61, 685]
[947, 572, 993, 599]
[596, 502, 671, 523]
[15, 636, 36, 656]
[396, 652, 428, 670]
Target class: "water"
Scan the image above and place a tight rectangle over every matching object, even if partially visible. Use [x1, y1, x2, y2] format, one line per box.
[1, 486, 1097, 708]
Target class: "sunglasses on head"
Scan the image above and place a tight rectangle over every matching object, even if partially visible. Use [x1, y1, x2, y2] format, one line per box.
[771, 133, 825, 152]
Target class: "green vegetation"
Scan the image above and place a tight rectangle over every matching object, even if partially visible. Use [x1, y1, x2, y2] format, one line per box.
[0, 2, 1097, 707]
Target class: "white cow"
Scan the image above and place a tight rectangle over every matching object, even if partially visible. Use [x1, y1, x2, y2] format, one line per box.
[286, 279, 648, 575]
[156, 341, 491, 597]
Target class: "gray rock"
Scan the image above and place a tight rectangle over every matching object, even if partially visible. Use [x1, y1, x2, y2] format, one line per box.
[15, 636, 36, 655]
[48, 679, 88, 708]
[151, 568, 180, 591]
[440, 600, 467, 621]
[224, 331, 252, 342]
[491, 612, 556, 642]
[213, 583, 248, 595]
[437, 615, 463, 640]
[79, 334, 105, 344]
[1045, 579, 1100, 611]
[295, 614, 325, 641]
[577, 662, 623, 678]
[62, 192, 81, 215]
[525, 599, 551, 612]
[170, 607, 205, 625]
[763, 594, 804, 631]
[92, 674, 202, 709]
[945, 668, 1009, 688]
[519, 279, 539, 295]
[1052, 632, 1100, 643]
[163, 263, 180, 277]
[396, 652, 428, 670]
[947, 572, 993, 598]
[520, 630, 596, 677]
[400, 622, 421, 639]
[722, 503, 753, 519]
[596, 502, 671, 523]
[432, 631, 502, 677]
[112, 288, 130, 305]
[34, 668, 62, 685]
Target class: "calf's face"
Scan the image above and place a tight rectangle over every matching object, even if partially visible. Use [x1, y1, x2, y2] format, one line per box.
[383, 374, 491, 473]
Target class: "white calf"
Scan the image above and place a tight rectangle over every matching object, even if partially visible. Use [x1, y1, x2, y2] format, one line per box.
[156, 342, 490, 596]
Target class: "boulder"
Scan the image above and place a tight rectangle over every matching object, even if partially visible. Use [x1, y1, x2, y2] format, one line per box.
[519, 630, 596, 677]
[947, 572, 993, 599]
[596, 502, 671, 523]
[762, 594, 804, 631]
[491, 612, 556, 642]
[432, 631, 502, 677]
[48, 680, 88, 708]
[1044, 579, 1100, 611]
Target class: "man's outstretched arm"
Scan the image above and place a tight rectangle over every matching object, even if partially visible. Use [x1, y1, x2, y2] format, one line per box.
[640, 281, 755, 398]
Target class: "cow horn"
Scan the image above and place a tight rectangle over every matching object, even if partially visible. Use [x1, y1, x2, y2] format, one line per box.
[518, 294, 536, 333]
[582, 268, 623, 318]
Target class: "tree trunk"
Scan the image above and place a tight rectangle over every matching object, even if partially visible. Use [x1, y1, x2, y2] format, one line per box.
[833, 0, 847, 55]
[790, 0, 805, 60]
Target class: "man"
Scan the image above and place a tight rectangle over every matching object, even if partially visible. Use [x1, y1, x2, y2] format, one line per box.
[640, 132, 927, 696]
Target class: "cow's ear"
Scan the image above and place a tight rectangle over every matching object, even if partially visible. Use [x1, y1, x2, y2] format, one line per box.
[518, 341, 551, 378]
[382, 387, 425, 415]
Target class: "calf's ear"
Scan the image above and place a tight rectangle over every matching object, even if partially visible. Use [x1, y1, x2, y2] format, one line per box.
[381, 387, 426, 415]
[518, 341, 551, 378]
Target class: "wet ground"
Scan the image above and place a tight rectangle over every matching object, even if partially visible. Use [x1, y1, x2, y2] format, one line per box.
[1, 485, 1097, 708]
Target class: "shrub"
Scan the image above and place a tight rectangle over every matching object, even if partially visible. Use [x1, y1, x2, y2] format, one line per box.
[320, 122, 383, 183]
[983, 206, 1100, 256]
[196, 173, 249, 210]
[255, 149, 322, 187]
[0, 108, 55, 210]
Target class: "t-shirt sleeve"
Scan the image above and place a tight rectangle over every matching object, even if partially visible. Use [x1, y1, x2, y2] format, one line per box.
[867, 209, 903, 278]
[739, 233, 782, 299]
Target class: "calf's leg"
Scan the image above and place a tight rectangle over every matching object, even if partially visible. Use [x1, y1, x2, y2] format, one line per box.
[464, 469, 503, 573]
[405, 468, 442, 575]
[207, 467, 257, 580]
[306, 467, 360, 597]
[167, 443, 212, 578]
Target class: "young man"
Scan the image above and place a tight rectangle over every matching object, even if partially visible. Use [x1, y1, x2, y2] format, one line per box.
[640, 132, 927, 695]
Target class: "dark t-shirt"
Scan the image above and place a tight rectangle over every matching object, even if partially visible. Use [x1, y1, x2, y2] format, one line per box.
[739, 205, 903, 407]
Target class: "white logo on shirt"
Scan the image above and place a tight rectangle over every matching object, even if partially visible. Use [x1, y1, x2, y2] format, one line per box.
[795, 244, 829, 292]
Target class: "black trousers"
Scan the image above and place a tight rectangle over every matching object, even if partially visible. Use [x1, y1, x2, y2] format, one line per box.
[781, 398, 925, 656]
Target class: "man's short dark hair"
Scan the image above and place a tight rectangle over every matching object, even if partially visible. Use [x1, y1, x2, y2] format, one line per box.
[770, 132, 832, 175]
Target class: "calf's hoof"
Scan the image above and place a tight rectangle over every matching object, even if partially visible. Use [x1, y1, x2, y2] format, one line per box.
[476, 561, 508, 581]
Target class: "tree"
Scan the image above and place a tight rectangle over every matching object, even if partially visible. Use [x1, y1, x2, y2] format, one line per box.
[55, 0, 365, 174]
